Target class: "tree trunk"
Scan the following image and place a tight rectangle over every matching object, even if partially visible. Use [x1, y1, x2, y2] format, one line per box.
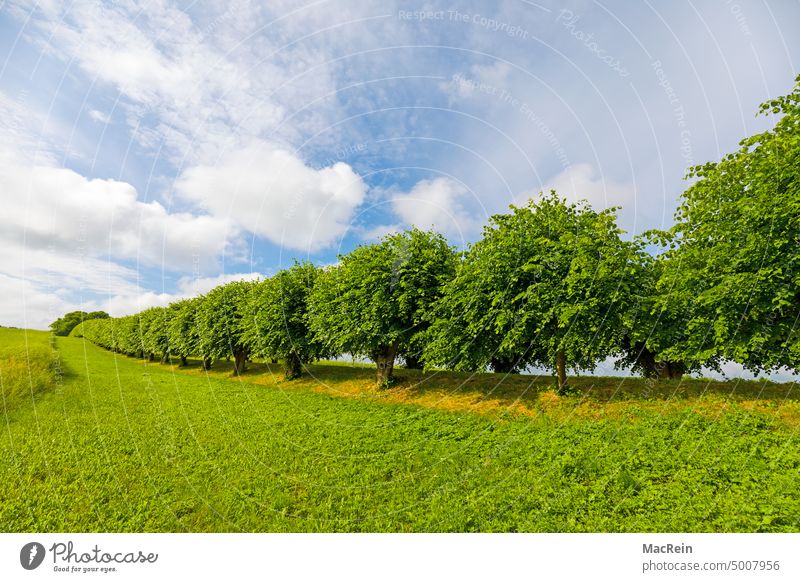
[233, 351, 247, 375]
[283, 352, 303, 380]
[180, 355, 187, 367]
[160, 352, 169, 364]
[202, 357, 212, 371]
[403, 354, 423, 369]
[490, 356, 519, 373]
[375, 343, 398, 387]
[148, 352, 156, 362]
[555, 349, 567, 393]
[656, 361, 685, 380]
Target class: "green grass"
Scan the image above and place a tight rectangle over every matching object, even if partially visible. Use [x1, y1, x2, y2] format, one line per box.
[0, 328, 60, 411]
[1, 334, 799, 532]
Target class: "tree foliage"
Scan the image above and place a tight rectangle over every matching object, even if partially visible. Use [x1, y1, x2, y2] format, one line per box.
[657, 74, 800, 373]
[246, 263, 327, 379]
[166, 298, 201, 366]
[196, 280, 255, 374]
[50, 311, 109, 336]
[309, 228, 457, 386]
[424, 192, 644, 392]
[614, 235, 694, 379]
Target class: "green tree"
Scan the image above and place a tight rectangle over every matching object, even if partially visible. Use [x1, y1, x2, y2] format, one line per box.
[424, 192, 642, 393]
[657, 75, 800, 373]
[140, 307, 170, 363]
[167, 298, 201, 366]
[196, 280, 255, 375]
[246, 263, 328, 379]
[49, 311, 109, 336]
[615, 236, 693, 380]
[309, 228, 457, 386]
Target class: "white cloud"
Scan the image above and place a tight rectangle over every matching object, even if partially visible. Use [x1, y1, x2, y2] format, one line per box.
[13, 1, 329, 165]
[0, 88, 244, 328]
[391, 177, 483, 241]
[537, 163, 634, 209]
[88, 110, 111, 124]
[175, 140, 366, 251]
[0, 163, 235, 271]
[518, 164, 639, 234]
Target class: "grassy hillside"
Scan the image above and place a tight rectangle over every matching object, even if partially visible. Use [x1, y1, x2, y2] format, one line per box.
[0, 328, 60, 411]
[1, 334, 799, 532]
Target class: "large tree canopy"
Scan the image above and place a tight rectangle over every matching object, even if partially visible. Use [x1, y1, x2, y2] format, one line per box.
[657, 75, 800, 373]
[309, 228, 457, 386]
[196, 280, 256, 374]
[424, 192, 645, 392]
[246, 262, 327, 379]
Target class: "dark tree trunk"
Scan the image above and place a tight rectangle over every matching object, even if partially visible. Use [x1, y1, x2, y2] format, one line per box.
[202, 357, 212, 371]
[403, 354, 423, 369]
[374, 343, 398, 387]
[180, 355, 187, 367]
[555, 349, 567, 393]
[626, 339, 686, 381]
[656, 361, 685, 380]
[283, 352, 303, 380]
[489, 356, 519, 373]
[148, 352, 156, 362]
[233, 351, 247, 376]
[271, 358, 279, 364]
[160, 352, 169, 364]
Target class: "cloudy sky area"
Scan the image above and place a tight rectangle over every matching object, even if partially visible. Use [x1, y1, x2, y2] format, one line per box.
[0, 1, 798, 378]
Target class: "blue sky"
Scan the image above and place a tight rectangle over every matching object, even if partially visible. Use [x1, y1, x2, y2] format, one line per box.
[1, 0, 798, 349]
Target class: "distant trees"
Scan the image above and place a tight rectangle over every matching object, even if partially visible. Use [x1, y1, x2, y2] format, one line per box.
[309, 228, 457, 386]
[424, 192, 643, 392]
[50, 311, 108, 336]
[69, 75, 800, 387]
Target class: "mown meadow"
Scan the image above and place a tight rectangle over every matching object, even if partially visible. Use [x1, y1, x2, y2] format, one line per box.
[1, 328, 798, 532]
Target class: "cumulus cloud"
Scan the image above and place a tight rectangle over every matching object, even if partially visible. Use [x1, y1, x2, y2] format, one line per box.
[390, 177, 483, 241]
[518, 164, 639, 233]
[175, 141, 366, 251]
[0, 163, 234, 271]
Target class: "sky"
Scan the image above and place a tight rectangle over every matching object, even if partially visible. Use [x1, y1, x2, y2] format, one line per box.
[0, 0, 798, 381]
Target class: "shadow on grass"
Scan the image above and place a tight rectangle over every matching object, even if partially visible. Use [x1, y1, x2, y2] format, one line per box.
[87, 348, 800, 426]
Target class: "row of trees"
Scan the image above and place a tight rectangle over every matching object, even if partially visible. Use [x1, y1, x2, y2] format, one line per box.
[74, 75, 800, 391]
[49, 310, 109, 336]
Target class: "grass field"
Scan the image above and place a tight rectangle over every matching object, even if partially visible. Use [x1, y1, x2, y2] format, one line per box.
[1, 329, 799, 532]
[0, 328, 60, 411]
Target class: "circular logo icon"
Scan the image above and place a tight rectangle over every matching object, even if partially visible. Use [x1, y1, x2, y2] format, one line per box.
[20, 542, 46, 570]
